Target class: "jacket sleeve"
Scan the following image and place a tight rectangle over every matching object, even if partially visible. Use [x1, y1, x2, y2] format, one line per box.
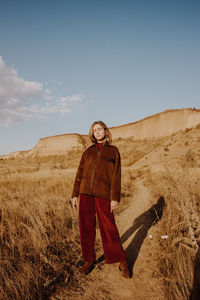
[110, 148, 121, 202]
[71, 151, 86, 198]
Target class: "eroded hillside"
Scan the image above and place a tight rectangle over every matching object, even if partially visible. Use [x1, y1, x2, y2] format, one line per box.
[1, 108, 200, 159]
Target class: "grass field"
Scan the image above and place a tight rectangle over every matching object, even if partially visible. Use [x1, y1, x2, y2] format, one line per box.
[0, 130, 200, 299]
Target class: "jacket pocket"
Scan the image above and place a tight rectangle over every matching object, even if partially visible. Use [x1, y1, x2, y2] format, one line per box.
[101, 156, 115, 163]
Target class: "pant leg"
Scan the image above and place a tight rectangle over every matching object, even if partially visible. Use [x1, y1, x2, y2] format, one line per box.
[94, 196, 126, 264]
[79, 194, 96, 262]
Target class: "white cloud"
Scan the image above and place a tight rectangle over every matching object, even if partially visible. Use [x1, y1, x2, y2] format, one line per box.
[0, 56, 84, 124]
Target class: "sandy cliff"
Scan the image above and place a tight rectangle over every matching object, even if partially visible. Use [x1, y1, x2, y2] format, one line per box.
[28, 133, 88, 157]
[110, 108, 200, 139]
[1, 108, 200, 159]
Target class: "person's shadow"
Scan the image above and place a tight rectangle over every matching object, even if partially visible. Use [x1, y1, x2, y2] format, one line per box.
[119, 196, 165, 276]
[96, 196, 165, 276]
[189, 244, 200, 300]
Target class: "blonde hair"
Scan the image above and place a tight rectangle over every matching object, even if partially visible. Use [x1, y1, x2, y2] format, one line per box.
[89, 121, 112, 144]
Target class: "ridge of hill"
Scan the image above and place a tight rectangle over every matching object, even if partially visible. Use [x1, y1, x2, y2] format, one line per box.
[1, 108, 200, 159]
[110, 108, 200, 139]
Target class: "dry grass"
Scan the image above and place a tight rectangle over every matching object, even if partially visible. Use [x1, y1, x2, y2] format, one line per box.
[114, 137, 167, 167]
[146, 167, 200, 300]
[0, 167, 83, 299]
[0, 147, 135, 299]
[1, 129, 200, 299]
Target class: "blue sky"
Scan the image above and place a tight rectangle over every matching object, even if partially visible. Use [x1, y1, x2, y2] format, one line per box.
[0, 0, 200, 155]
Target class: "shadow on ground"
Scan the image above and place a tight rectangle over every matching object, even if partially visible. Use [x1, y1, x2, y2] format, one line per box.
[119, 196, 166, 276]
[95, 196, 165, 276]
[189, 244, 200, 300]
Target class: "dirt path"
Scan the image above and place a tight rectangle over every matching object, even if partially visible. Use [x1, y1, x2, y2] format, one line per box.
[52, 178, 165, 300]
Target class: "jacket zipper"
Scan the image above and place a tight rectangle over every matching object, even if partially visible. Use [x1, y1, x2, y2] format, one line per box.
[90, 146, 100, 191]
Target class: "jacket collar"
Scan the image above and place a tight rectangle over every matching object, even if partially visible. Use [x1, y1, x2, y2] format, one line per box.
[92, 141, 110, 147]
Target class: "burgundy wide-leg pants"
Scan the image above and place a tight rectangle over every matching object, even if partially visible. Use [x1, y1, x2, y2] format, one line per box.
[79, 194, 126, 264]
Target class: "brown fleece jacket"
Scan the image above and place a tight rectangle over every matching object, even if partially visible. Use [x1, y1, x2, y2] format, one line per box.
[72, 142, 121, 202]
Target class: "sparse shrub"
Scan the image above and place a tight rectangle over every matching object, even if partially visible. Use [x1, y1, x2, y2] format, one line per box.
[185, 149, 197, 168]
[195, 123, 200, 130]
[185, 127, 192, 133]
[121, 169, 136, 199]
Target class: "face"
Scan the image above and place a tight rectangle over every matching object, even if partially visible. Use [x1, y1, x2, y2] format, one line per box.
[93, 124, 106, 142]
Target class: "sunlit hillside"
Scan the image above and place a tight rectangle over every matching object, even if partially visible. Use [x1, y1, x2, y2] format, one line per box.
[0, 122, 200, 299]
[1, 108, 200, 160]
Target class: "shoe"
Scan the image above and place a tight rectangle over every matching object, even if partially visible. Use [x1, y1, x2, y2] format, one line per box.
[119, 260, 131, 279]
[80, 261, 94, 275]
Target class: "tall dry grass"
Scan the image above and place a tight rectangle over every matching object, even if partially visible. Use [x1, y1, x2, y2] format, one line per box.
[0, 147, 134, 299]
[147, 167, 200, 300]
[0, 168, 83, 299]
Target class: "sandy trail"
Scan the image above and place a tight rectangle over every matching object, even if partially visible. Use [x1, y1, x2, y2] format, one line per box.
[52, 178, 165, 300]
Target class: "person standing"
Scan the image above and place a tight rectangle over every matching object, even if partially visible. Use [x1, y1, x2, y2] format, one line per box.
[71, 121, 130, 278]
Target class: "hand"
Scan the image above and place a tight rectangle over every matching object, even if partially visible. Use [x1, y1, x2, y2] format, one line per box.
[72, 197, 79, 209]
[110, 200, 118, 212]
